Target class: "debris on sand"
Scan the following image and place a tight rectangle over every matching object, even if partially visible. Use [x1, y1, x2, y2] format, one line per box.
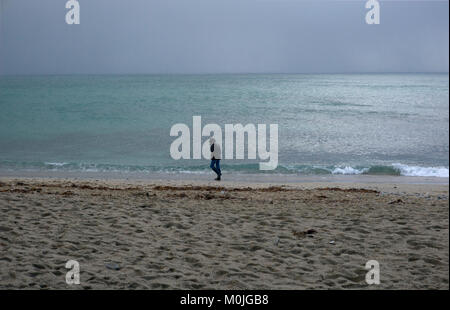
[318, 187, 379, 194]
[105, 263, 121, 271]
[315, 195, 328, 199]
[152, 185, 290, 192]
[388, 198, 404, 204]
[293, 229, 317, 238]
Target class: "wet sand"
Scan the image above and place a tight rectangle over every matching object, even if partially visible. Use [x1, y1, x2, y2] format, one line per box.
[0, 177, 448, 289]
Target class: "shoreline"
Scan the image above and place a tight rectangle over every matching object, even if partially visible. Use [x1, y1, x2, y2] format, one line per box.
[0, 170, 448, 185]
[2, 173, 448, 200]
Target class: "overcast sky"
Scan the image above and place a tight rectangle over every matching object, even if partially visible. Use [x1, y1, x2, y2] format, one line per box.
[0, 0, 448, 74]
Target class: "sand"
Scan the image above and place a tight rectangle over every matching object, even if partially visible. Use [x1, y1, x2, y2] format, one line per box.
[0, 177, 448, 289]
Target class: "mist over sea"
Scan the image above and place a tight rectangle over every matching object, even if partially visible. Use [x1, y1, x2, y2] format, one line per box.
[0, 74, 448, 177]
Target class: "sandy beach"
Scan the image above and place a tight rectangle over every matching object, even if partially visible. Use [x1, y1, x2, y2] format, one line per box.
[1, 0, 448, 294]
[0, 176, 448, 290]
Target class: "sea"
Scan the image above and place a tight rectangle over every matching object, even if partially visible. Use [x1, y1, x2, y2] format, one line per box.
[0, 73, 448, 178]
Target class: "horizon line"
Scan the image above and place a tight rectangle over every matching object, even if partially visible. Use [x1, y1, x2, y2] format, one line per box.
[0, 71, 449, 77]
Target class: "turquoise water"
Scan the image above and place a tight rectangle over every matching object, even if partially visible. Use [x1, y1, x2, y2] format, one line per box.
[0, 74, 448, 177]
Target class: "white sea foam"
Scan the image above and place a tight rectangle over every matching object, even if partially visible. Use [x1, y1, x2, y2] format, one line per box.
[19, 162, 450, 178]
[392, 163, 449, 178]
[44, 162, 69, 167]
[332, 166, 368, 175]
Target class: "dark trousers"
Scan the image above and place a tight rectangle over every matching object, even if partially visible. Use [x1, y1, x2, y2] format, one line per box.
[210, 159, 221, 176]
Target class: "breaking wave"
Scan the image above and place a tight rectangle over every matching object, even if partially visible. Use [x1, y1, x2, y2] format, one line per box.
[0, 161, 448, 178]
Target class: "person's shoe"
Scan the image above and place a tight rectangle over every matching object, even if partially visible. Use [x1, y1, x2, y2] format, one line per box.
[214, 176, 221, 181]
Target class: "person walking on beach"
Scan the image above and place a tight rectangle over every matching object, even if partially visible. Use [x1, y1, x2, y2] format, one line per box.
[209, 137, 222, 181]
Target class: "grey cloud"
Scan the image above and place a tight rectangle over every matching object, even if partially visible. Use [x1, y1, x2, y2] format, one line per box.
[0, 0, 448, 74]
